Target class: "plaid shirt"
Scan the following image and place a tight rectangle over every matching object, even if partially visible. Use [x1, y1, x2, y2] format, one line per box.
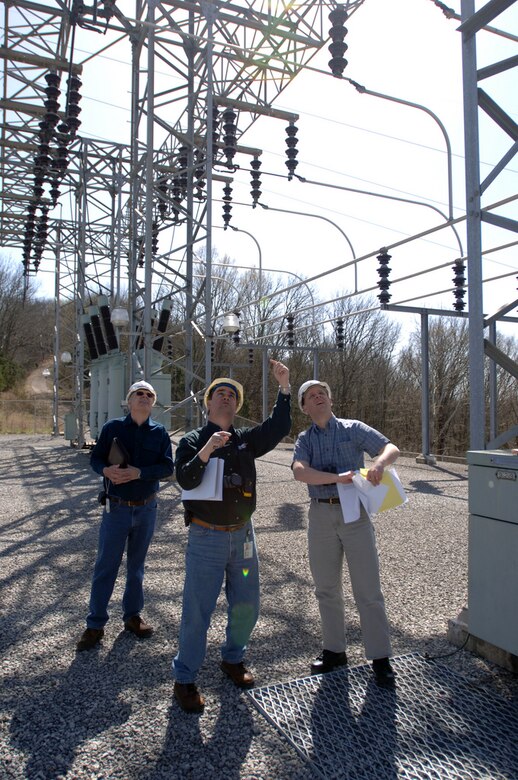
[293, 415, 390, 499]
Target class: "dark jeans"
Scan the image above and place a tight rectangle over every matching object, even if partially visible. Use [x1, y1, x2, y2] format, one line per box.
[86, 499, 157, 629]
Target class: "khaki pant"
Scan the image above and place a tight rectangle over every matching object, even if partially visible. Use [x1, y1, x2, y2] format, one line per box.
[308, 500, 392, 660]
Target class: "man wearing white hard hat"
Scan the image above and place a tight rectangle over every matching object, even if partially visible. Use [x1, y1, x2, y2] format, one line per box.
[292, 380, 400, 687]
[172, 359, 291, 713]
[76, 380, 174, 652]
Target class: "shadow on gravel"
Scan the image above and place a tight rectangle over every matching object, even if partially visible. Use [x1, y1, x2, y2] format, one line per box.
[8, 633, 137, 779]
[143, 688, 254, 779]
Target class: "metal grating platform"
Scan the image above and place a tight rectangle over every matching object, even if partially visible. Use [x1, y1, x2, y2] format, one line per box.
[246, 654, 518, 780]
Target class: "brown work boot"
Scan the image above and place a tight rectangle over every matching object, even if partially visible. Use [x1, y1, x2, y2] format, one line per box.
[220, 660, 255, 689]
[76, 627, 104, 652]
[174, 682, 205, 713]
[124, 615, 153, 638]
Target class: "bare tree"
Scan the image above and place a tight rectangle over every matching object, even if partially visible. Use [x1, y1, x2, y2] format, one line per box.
[316, 295, 401, 435]
[0, 257, 54, 389]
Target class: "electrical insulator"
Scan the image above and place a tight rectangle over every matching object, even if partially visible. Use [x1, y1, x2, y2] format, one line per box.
[335, 318, 344, 349]
[212, 106, 220, 161]
[248, 348, 254, 365]
[376, 251, 392, 307]
[66, 75, 82, 110]
[285, 123, 299, 180]
[210, 339, 216, 363]
[45, 72, 61, 96]
[57, 121, 70, 137]
[167, 336, 173, 360]
[157, 177, 168, 217]
[56, 144, 69, 170]
[171, 175, 183, 221]
[286, 314, 295, 346]
[233, 330, 240, 345]
[172, 146, 188, 221]
[65, 75, 82, 135]
[328, 6, 349, 78]
[222, 182, 233, 228]
[178, 146, 188, 192]
[194, 149, 206, 200]
[50, 180, 60, 206]
[222, 108, 237, 169]
[152, 221, 159, 256]
[452, 260, 466, 312]
[250, 157, 262, 207]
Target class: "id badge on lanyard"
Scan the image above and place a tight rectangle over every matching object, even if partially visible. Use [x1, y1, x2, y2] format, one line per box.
[243, 528, 253, 559]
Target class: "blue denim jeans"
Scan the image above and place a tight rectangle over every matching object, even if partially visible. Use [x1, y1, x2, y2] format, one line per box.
[172, 520, 260, 684]
[86, 499, 157, 629]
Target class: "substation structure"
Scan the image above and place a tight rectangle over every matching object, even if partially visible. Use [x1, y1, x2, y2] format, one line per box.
[0, 0, 516, 452]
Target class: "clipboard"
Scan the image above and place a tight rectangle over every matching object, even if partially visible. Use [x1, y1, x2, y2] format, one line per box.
[181, 458, 224, 501]
[108, 437, 130, 468]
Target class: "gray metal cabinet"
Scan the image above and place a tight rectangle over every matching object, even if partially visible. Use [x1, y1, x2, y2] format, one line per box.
[467, 450, 518, 655]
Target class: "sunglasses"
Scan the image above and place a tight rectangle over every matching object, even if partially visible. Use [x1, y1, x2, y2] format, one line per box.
[135, 390, 154, 398]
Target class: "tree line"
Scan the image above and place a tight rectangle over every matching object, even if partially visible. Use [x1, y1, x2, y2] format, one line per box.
[165, 257, 517, 457]
[1, 253, 516, 456]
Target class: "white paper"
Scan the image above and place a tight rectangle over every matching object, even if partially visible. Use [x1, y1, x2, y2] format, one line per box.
[337, 482, 361, 523]
[352, 473, 388, 515]
[336, 468, 408, 524]
[352, 468, 407, 516]
[181, 458, 224, 501]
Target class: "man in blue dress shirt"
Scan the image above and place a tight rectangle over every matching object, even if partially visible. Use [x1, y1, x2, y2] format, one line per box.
[292, 380, 400, 687]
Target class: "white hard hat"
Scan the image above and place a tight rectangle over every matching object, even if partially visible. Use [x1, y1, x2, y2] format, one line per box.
[126, 380, 157, 405]
[297, 380, 332, 413]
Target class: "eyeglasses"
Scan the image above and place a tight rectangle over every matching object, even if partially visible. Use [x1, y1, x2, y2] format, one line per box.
[135, 390, 154, 398]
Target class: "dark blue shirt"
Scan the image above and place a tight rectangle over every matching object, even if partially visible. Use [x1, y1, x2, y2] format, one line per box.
[91, 413, 174, 501]
[176, 390, 291, 525]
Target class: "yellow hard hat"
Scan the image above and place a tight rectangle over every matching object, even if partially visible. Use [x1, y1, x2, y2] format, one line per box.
[203, 377, 244, 413]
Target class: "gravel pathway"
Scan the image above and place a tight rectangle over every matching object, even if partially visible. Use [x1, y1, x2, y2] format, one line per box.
[1, 435, 516, 779]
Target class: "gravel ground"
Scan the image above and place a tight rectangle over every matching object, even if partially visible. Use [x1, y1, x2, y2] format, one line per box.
[1, 434, 517, 780]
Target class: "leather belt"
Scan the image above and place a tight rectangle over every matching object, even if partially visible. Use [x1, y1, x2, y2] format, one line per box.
[107, 493, 156, 507]
[191, 517, 248, 532]
[314, 497, 340, 505]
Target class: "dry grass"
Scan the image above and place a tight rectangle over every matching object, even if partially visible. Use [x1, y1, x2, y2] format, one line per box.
[0, 399, 55, 434]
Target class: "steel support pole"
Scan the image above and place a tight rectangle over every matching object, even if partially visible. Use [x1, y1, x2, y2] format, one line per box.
[128, 13, 142, 387]
[461, 0, 486, 450]
[262, 348, 268, 420]
[420, 311, 432, 462]
[52, 224, 61, 437]
[203, 1, 216, 391]
[76, 145, 88, 447]
[184, 8, 196, 431]
[143, 0, 156, 381]
[488, 321, 498, 442]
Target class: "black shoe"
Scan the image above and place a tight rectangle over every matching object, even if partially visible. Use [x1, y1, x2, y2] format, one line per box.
[76, 627, 104, 652]
[311, 649, 348, 675]
[372, 657, 396, 687]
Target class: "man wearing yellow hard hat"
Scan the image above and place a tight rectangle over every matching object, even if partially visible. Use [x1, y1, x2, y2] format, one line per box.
[172, 359, 291, 713]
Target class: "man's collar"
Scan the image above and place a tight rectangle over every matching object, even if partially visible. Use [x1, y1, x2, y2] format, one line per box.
[206, 420, 235, 434]
[311, 413, 336, 432]
[125, 412, 151, 427]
